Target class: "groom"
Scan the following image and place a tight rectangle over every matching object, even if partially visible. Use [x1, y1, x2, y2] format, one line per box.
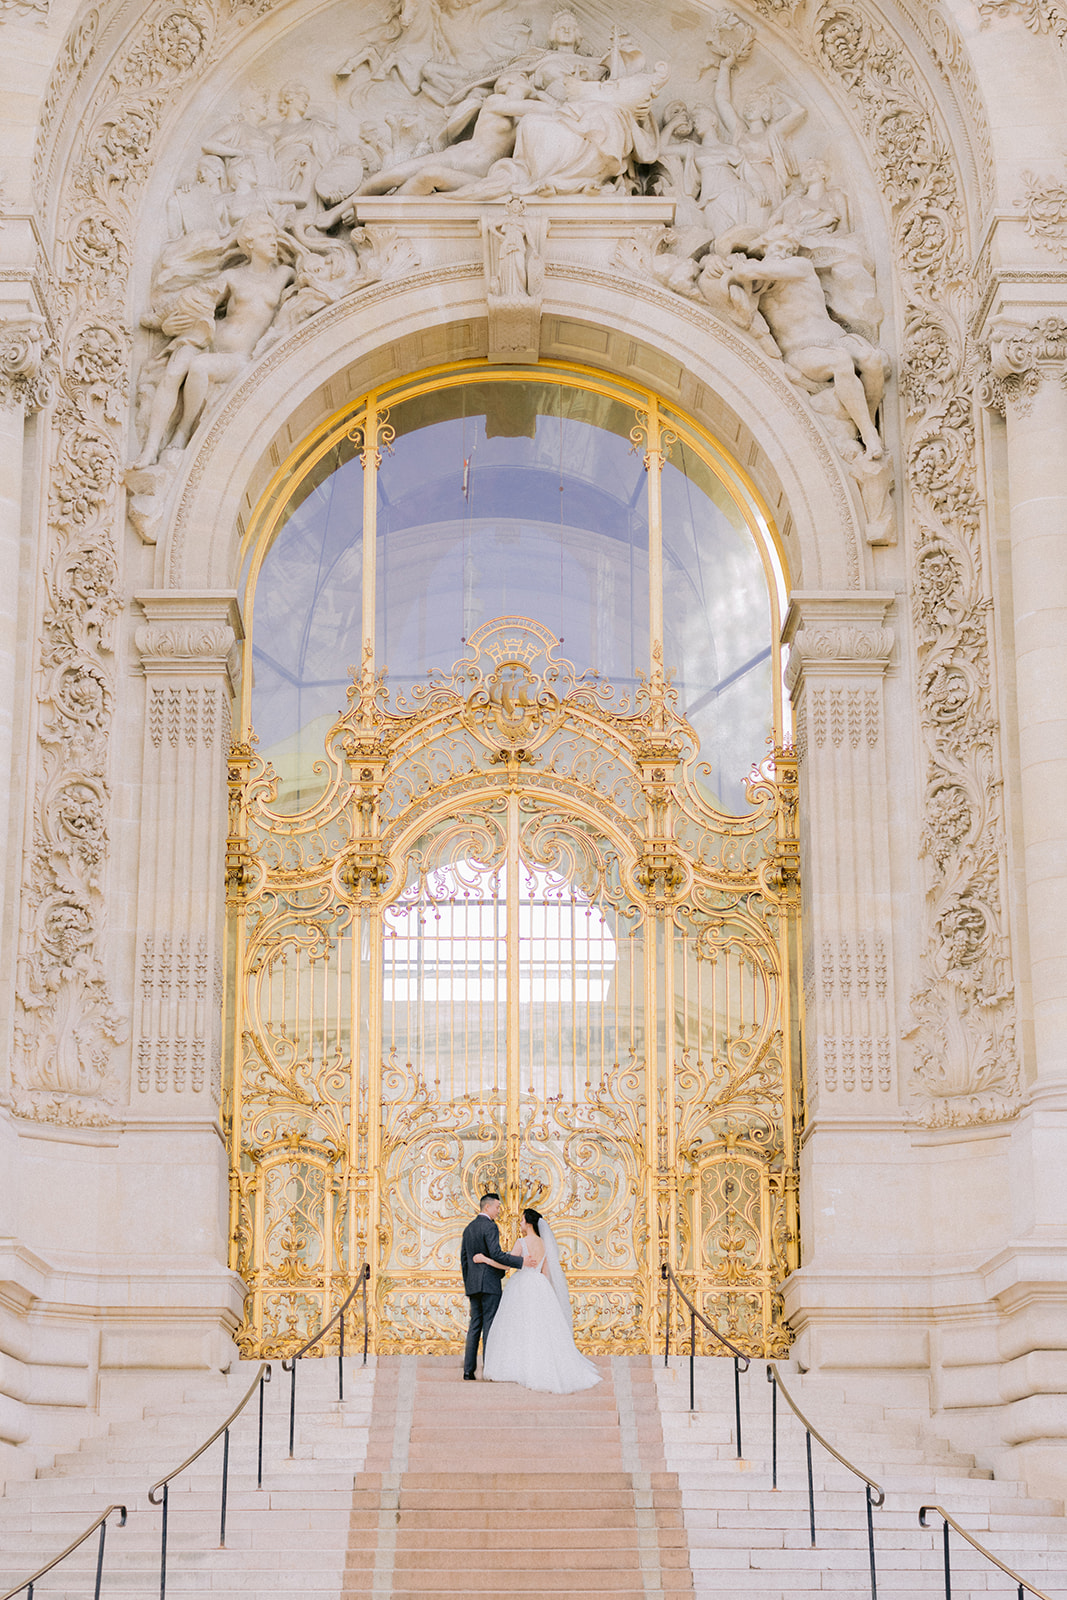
[460, 1192, 524, 1379]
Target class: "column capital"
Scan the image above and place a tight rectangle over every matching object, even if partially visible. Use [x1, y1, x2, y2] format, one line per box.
[783, 592, 895, 691]
[0, 315, 50, 413]
[134, 592, 243, 677]
[982, 314, 1067, 416]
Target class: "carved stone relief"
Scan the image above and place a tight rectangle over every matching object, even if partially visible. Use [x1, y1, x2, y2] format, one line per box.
[0, 0, 49, 19]
[482, 196, 546, 361]
[973, 0, 1067, 35]
[812, 932, 892, 1100]
[25, 0, 1010, 1131]
[116, 4, 891, 540]
[136, 933, 212, 1096]
[1019, 163, 1067, 261]
[12, 0, 227, 1125]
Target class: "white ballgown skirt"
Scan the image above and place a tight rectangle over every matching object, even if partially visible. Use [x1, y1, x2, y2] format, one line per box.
[482, 1265, 602, 1395]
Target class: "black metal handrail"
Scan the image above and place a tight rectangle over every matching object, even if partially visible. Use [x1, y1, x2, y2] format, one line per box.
[281, 1264, 370, 1457]
[920, 1504, 1053, 1600]
[767, 1363, 884, 1599]
[147, 1362, 270, 1600]
[660, 1262, 750, 1453]
[0, 1503, 127, 1600]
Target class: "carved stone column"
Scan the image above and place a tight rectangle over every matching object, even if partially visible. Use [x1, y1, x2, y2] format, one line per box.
[132, 593, 241, 1107]
[0, 317, 48, 937]
[784, 593, 897, 1116]
[780, 593, 903, 1369]
[977, 315, 1067, 1495]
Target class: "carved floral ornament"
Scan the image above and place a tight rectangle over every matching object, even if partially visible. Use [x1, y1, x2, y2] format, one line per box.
[19, 0, 1013, 1131]
[0, 316, 52, 411]
[982, 315, 1067, 416]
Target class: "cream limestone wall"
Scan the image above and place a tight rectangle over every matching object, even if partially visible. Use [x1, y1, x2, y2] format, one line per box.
[0, 0, 1065, 1504]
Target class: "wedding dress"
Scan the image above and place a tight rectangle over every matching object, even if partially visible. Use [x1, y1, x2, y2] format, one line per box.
[481, 1220, 602, 1394]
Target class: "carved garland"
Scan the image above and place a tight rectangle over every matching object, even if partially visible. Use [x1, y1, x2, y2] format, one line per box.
[26, 0, 1013, 1128]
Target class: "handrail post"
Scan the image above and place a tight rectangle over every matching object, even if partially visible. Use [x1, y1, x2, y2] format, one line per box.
[92, 1516, 107, 1600]
[662, 1262, 670, 1367]
[805, 1430, 815, 1547]
[339, 1302, 345, 1403]
[219, 1427, 230, 1547]
[288, 1355, 297, 1459]
[865, 1482, 877, 1600]
[159, 1481, 168, 1600]
[942, 1515, 952, 1599]
[770, 1369, 778, 1489]
[257, 1369, 266, 1489]
[733, 1356, 742, 1459]
[362, 1263, 369, 1365]
[689, 1307, 696, 1413]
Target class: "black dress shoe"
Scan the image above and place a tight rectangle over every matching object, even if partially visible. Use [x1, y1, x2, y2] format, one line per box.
[463, 1373, 476, 1380]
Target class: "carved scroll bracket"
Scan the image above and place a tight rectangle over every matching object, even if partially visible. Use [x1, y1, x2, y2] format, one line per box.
[981, 312, 1067, 416]
[0, 314, 52, 413]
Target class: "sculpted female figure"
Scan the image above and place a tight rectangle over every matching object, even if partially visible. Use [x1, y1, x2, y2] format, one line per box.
[712, 53, 806, 225]
[458, 53, 670, 199]
[135, 210, 294, 466]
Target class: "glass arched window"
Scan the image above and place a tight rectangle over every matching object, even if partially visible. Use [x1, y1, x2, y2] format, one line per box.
[241, 366, 786, 810]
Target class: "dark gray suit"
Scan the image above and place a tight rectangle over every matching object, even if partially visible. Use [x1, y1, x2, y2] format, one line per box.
[460, 1211, 524, 1377]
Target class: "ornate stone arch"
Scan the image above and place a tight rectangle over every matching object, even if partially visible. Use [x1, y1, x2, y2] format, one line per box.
[160, 271, 863, 594]
[15, 0, 1011, 1141]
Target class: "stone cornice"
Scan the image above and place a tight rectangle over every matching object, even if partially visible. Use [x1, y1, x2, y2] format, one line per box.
[782, 593, 895, 690]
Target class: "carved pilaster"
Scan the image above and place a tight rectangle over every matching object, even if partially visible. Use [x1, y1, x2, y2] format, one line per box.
[784, 595, 897, 1115]
[132, 594, 241, 1106]
[977, 297, 1067, 1113]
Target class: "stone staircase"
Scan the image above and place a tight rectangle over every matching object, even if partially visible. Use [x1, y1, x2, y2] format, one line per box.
[658, 1358, 1067, 1596]
[0, 1352, 1065, 1598]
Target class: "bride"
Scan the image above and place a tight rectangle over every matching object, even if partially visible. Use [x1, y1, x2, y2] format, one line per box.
[473, 1208, 601, 1394]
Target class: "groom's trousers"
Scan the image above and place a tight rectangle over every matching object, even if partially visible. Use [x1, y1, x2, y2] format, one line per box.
[463, 1291, 502, 1377]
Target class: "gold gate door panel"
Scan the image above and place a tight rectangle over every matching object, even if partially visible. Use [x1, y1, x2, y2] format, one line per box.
[226, 615, 800, 1357]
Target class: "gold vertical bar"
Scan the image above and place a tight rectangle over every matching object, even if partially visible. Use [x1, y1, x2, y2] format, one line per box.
[360, 395, 384, 667]
[644, 397, 665, 671]
[449, 894, 456, 1100]
[463, 888, 469, 1101]
[361, 386, 385, 1351]
[664, 912, 677, 1264]
[506, 794, 521, 1209]
[570, 894, 577, 1104]
[583, 903, 590, 1104]
[643, 910, 659, 1351]
[355, 908, 363, 1280]
[366, 901, 383, 1351]
[682, 927, 690, 1058]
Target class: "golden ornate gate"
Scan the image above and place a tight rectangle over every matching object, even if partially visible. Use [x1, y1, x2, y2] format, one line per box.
[224, 371, 802, 1357]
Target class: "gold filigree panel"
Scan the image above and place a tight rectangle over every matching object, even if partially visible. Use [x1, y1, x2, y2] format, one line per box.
[227, 616, 800, 1358]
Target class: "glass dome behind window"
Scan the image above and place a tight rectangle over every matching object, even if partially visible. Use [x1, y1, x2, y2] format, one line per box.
[244, 372, 782, 813]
